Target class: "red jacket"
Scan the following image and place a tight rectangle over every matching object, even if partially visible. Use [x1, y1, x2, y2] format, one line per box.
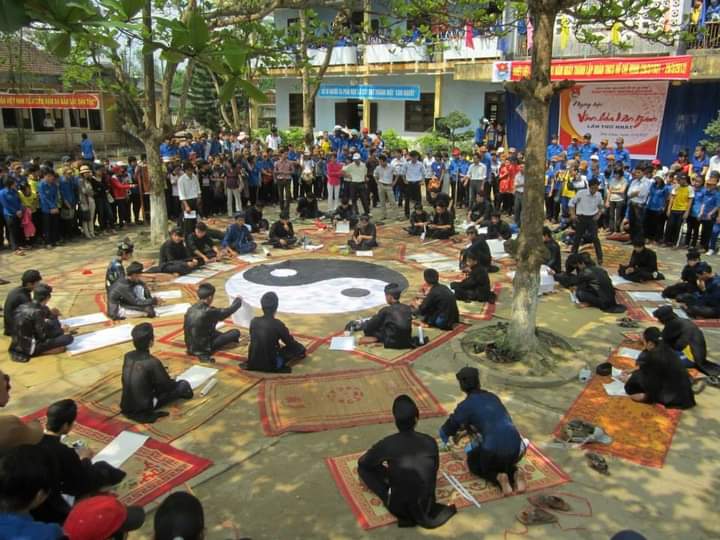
[110, 175, 133, 200]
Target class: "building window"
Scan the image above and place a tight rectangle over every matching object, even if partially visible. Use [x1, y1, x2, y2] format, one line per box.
[288, 93, 313, 128]
[69, 109, 88, 128]
[2, 108, 32, 129]
[32, 108, 58, 131]
[52, 109, 64, 128]
[88, 109, 102, 130]
[404, 93, 434, 132]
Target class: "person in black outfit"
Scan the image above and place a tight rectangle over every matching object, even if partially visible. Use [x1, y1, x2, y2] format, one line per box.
[120, 323, 193, 423]
[662, 249, 701, 299]
[348, 215, 378, 251]
[451, 254, 494, 303]
[459, 227, 493, 271]
[618, 239, 663, 282]
[405, 202, 429, 236]
[152, 228, 200, 275]
[358, 395, 457, 529]
[653, 305, 720, 376]
[426, 202, 454, 239]
[269, 211, 297, 249]
[621, 327, 695, 409]
[3, 269, 42, 336]
[330, 196, 357, 228]
[107, 262, 159, 320]
[556, 252, 581, 289]
[414, 269, 459, 330]
[105, 239, 134, 293]
[296, 194, 321, 219]
[486, 211, 511, 240]
[32, 399, 126, 524]
[9, 284, 73, 362]
[575, 253, 622, 311]
[246, 292, 306, 373]
[245, 202, 269, 233]
[184, 283, 243, 363]
[361, 283, 413, 349]
[186, 222, 220, 264]
[468, 191, 491, 224]
[543, 226, 562, 274]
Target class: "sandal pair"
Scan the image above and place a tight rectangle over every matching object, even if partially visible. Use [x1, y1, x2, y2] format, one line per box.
[586, 452, 610, 475]
[517, 494, 572, 526]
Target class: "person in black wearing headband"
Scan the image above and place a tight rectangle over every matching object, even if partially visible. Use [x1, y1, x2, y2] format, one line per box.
[184, 284, 243, 364]
[439, 367, 527, 497]
[9, 284, 74, 362]
[3, 269, 42, 337]
[358, 395, 457, 529]
[246, 292, 306, 374]
[120, 323, 193, 423]
[361, 283, 413, 349]
[269, 211, 297, 249]
[107, 262, 159, 320]
[105, 238, 134, 292]
[413, 269, 459, 330]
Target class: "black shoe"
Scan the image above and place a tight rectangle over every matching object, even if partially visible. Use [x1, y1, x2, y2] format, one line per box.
[10, 351, 29, 363]
[198, 355, 216, 364]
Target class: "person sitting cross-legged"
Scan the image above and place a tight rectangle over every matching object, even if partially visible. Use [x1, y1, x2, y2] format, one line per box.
[154, 227, 199, 275]
[459, 227, 492, 272]
[413, 269, 459, 330]
[405, 202, 429, 236]
[451, 253, 495, 303]
[662, 249, 701, 299]
[348, 214, 378, 251]
[32, 399, 126, 525]
[186, 221, 221, 264]
[9, 284, 74, 363]
[184, 284, 243, 363]
[439, 367, 527, 497]
[222, 212, 257, 255]
[358, 395, 457, 529]
[120, 323, 193, 423]
[425, 201, 455, 239]
[105, 239, 134, 293]
[619, 327, 695, 409]
[269, 210, 297, 249]
[107, 262, 159, 320]
[574, 253, 621, 312]
[246, 292, 306, 374]
[359, 283, 413, 349]
[3, 269, 42, 337]
[618, 239, 663, 282]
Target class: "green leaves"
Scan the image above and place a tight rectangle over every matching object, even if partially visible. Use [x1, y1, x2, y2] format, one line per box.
[47, 32, 72, 57]
[187, 9, 210, 52]
[218, 76, 267, 104]
[120, 0, 144, 19]
[0, 0, 31, 32]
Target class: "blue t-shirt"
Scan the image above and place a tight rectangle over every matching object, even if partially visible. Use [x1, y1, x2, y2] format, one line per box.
[0, 513, 63, 540]
[646, 183, 670, 212]
[614, 148, 631, 167]
[80, 138, 94, 160]
[691, 187, 706, 217]
[546, 143, 564, 161]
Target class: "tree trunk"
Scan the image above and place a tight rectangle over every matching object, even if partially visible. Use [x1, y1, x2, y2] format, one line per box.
[145, 140, 169, 245]
[506, 6, 557, 352]
[301, 66, 313, 148]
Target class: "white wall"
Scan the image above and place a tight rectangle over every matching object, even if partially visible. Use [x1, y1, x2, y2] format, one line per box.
[274, 74, 500, 138]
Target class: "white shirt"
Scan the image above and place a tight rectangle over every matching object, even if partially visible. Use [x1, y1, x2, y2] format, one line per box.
[569, 189, 603, 216]
[514, 172, 525, 193]
[374, 164, 394, 185]
[169, 173, 181, 197]
[405, 160, 425, 183]
[391, 157, 407, 176]
[467, 163, 487, 181]
[178, 172, 201, 201]
[343, 162, 367, 183]
[423, 157, 435, 178]
[627, 177, 652, 205]
[265, 134, 281, 151]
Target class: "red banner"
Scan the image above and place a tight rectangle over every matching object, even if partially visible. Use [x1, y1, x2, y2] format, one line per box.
[0, 93, 101, 110]
[506, 56, 692, 82]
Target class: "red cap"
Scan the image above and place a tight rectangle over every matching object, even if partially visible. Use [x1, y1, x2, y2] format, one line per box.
[64, 495, 145, 540]
[361, 127, 369, 133]
[651, 159, 661, 166]
[452, 148, 461, 156]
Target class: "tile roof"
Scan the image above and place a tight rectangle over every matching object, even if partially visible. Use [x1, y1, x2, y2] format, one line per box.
[0, 39, 64, 76]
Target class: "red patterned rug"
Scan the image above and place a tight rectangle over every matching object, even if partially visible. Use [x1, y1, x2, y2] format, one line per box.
[617, 290, 720, 328]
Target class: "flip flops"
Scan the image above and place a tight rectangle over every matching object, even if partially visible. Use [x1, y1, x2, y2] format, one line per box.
[586, 452, 610, 475]
[517, 507, 558, 526]
[528, 494, 572, 512]
[617, 317, 638, 328]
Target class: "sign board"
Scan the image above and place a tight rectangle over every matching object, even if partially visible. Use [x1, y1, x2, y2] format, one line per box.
[0, 93, 101, 110]
[318, 85, 420, 101]
[493, 56, 692, 83]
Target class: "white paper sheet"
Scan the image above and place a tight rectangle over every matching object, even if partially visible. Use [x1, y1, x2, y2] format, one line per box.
[172, 275, 206, 285]
[67, 324, 134, 355]
[154, 303, 191, 318]
[177, 365, 219, 390]
[230, 298, 254, 328]
[335, 221, 350, 234]
[183, 211, 197, 219]
[628, 291, 666, 302]
[329, 336, 356, 351]
[643, 306, 689, 319]
[356, 250, 373, 257]
[303, 243, 324, 251]
[238, 254, 267, 264]
[204, 262, 237, 272]
[610, 274, 632, 286]
[60, 312, 110, 327]
[617, 347, 641, 360]
[507, 266, 555, 295]
[153, 290, 182, 300]
[407, 252, 449, 263]
[423, 260, 460, 273]
[603, 379, 628, 397]
[92, 431, 148, 468]
[612, 367, 623, 378]
[486, 239, 508, 258]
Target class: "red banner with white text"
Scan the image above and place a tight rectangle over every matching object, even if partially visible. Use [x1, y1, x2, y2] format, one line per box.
[0, 93, 101, 110]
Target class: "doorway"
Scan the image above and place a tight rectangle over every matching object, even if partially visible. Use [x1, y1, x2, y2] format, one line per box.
[334, 100, 377, 132]
[484, 91, 505, 124]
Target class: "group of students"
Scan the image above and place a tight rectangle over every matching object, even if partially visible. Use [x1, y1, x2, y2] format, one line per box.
[0, 376, 217, 539]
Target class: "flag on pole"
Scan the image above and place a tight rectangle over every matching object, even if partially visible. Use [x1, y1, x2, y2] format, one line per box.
[465, 22, 474, 49]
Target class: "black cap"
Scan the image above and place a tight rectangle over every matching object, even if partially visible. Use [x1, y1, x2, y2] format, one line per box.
[171, 227, 183, 236]
[456, 366, 480, 392]
[359, 214, 370, 221]
[197, 283, 216, 300]
[234, 211, 245, 220]
[21, 269, 42, 285]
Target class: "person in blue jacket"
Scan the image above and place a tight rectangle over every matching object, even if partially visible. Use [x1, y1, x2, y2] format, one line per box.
[613, 137, 631, 168]
[221, 212, 257, 255]
[643, 174, 671, 243]
[546, 134, 564, 162]
[58, 170, 79, 241]
[685, 176, 706, 248]
[38, 169, 61, 247]
[80, 132, 94, 161]
[447, 150, 469, 207]
[678, 262, 720, 319]
[0, 177, 24, 254]
[439, 367, 527, 496]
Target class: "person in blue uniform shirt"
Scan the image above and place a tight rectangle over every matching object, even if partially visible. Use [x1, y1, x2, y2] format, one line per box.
[546, 134, 564, 162]
[80, 133, 95, 161]
[566, 136, 581, 160]
[579, 133, 598, 162]
[614, 137, 631, 168]
[221, 212, 256, 255]
[439, 367, 527, 496]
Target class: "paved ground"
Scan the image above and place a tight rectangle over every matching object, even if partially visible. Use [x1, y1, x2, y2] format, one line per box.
[1, 210, 718, 540]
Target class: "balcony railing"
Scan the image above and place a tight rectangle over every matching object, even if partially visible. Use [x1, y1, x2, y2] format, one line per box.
[513, 34, 676, 59]
[686, 21, 720, 50]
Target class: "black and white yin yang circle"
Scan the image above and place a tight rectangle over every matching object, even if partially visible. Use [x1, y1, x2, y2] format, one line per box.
[224, 258, 409, 314]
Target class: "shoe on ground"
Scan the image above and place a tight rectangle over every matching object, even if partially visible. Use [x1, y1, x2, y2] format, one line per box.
[10, 351, 29, 363]
[707, 250, 715, 256]
[198, 355, 216, 364]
